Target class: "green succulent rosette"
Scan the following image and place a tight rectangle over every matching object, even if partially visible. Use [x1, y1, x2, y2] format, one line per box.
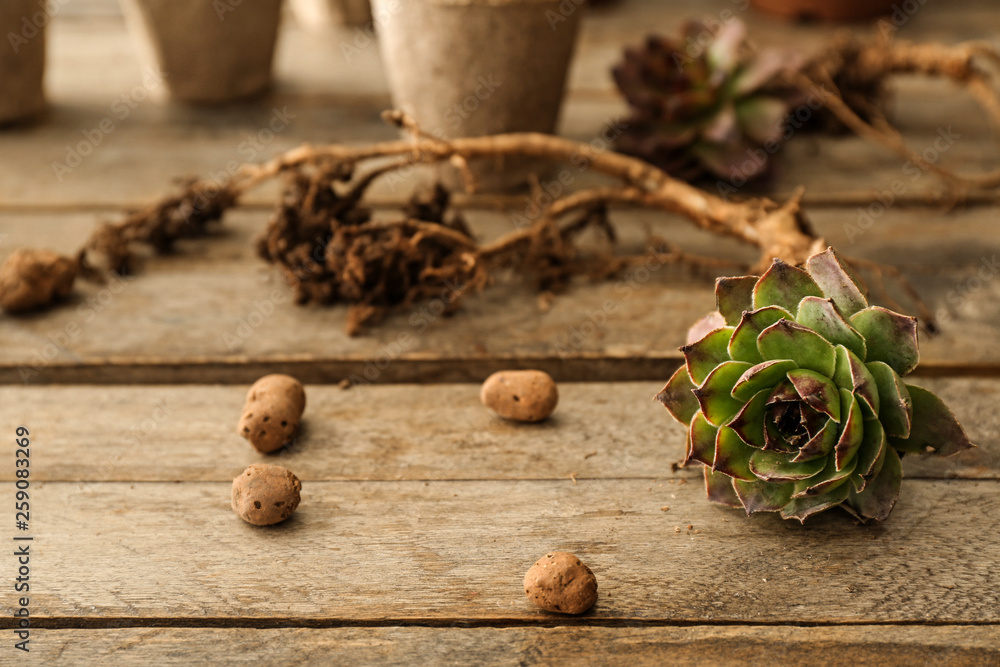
[656, 247, 974, 523]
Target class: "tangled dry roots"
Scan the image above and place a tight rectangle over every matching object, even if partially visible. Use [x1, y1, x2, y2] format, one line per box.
[256, 170, 489, 334]
[79, 180, 236, 277]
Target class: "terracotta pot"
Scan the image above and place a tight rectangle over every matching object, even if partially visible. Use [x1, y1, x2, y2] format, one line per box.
[750, 0, 897, 21]
[290, 0, 373, 29]
[0, 0, 46, 125]
[119, 0, 283, 104]
[372, 0, 584, 191]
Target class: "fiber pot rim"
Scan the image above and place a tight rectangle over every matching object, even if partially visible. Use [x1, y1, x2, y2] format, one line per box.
[411, 0, 579, 6]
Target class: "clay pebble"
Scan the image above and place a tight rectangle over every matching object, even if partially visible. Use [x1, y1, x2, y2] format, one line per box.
[480, 370, 558, 422]
[523, 551, 598, 614]
[238, 374, 306, 453]
[0, 249, 77, 314]
[231, 464, 301, 526]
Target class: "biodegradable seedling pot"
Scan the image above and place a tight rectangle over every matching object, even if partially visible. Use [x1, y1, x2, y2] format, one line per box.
[119, 0, 283, 104]
[290, 0, 373, 29]
[373, 0, 583, 191]
[0, 0, 46, 125]
[750, 0, 897, 21]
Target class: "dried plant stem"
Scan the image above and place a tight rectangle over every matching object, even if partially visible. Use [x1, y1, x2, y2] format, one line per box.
[240, 130, 822, 269]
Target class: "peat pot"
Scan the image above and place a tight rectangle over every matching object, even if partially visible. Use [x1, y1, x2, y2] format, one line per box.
[119, 0, 284, 104]
[750, 0, 898, 21]
[290, 0, 373, 29]
[0, 0, 46, 125]
[373, 0, 584, 190]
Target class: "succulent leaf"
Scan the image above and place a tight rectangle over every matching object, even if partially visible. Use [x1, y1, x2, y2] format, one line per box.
[753, 260, 823, 315]
[728, 390, 769, 449]
[834, 389, 863, 470]
[891, 384, 975, 456]
[845, 446, 902, 522]
[687, 412, 718, 467]
[832, 345, 879, 419]
[733, 359, 798, 402]
[693, 360, 753, 427]
[733, 49, 791, 95]
[866, 361, 912, 439]
[792, 417, 838, 462]
[715, 275, 757, 326]
[704, 467, 742, 508]
[655, 366, 700, 425]
[749, 449, 825, 481]
[792, 452, 856, 499]
[796, 296, 867, 360]
[851, 420, 886, 492]
[706, 19, 745, 73]
[728, 306, 791, 364]
[787, 368, 841, 423]
[804, 247, 868, 316]
[850, 307, 919, 376]
[780, 483, 851, 523]
[686, 311, 728, 345]
[713, 426, 756, 481]
[733, 478, 794, 514]
[798, 403, 828, 439]
[736, 97, 789, 145]
[757, 319, 836, 377]
[683, 327, 735, 385]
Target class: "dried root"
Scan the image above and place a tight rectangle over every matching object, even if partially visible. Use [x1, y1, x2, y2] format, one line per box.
[78, 179, 236, 278]
[799, 33, 1000, 196]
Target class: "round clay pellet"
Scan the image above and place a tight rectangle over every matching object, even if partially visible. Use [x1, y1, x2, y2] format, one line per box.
[523, 551, 598, 614]
[480, 370, 558, 422]
[231, 464, 301, 526]
[238, 374, 306, 453]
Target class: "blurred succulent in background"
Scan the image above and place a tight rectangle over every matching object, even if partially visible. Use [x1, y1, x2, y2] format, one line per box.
[656, 247, 974, 523]
[613, 20, 799, 182]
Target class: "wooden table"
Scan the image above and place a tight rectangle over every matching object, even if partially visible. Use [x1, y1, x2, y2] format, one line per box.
[1, 0, 999, 664]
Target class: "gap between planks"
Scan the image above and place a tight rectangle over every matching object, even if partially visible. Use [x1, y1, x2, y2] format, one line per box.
[14, 618, 1000, 630]
[1, 358, 999, 386]
[23, 626, 1000, 667]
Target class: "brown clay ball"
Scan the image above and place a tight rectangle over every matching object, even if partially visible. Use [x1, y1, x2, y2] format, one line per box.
[523, 551, 598, 614]
[231, 464, 301, 526]
[237, 374, 306, 453]
[0, 248, 77, 313]
[480, 370, 559, 422]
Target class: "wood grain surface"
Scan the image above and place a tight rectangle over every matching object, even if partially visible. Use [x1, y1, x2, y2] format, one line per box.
[26, 627, 1000, 666]
[2, 205, 999, 383]
[2, 478, 998, 624]
[2, 0, 998, 663]
[0, 380, 995, 483]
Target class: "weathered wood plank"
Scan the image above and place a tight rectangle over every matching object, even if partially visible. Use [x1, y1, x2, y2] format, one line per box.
[0, 380, 994, 483]
[2, 206, 1000, 382]
[26, 626, 1000, 665]
[4, 478, 998, 623]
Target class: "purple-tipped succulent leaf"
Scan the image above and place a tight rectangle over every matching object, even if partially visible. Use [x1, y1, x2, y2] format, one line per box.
[715, 276, 758, 326]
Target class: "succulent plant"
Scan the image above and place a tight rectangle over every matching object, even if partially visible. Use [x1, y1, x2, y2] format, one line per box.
[656, 247, 974, 523]
[612, 20, 797, 182]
